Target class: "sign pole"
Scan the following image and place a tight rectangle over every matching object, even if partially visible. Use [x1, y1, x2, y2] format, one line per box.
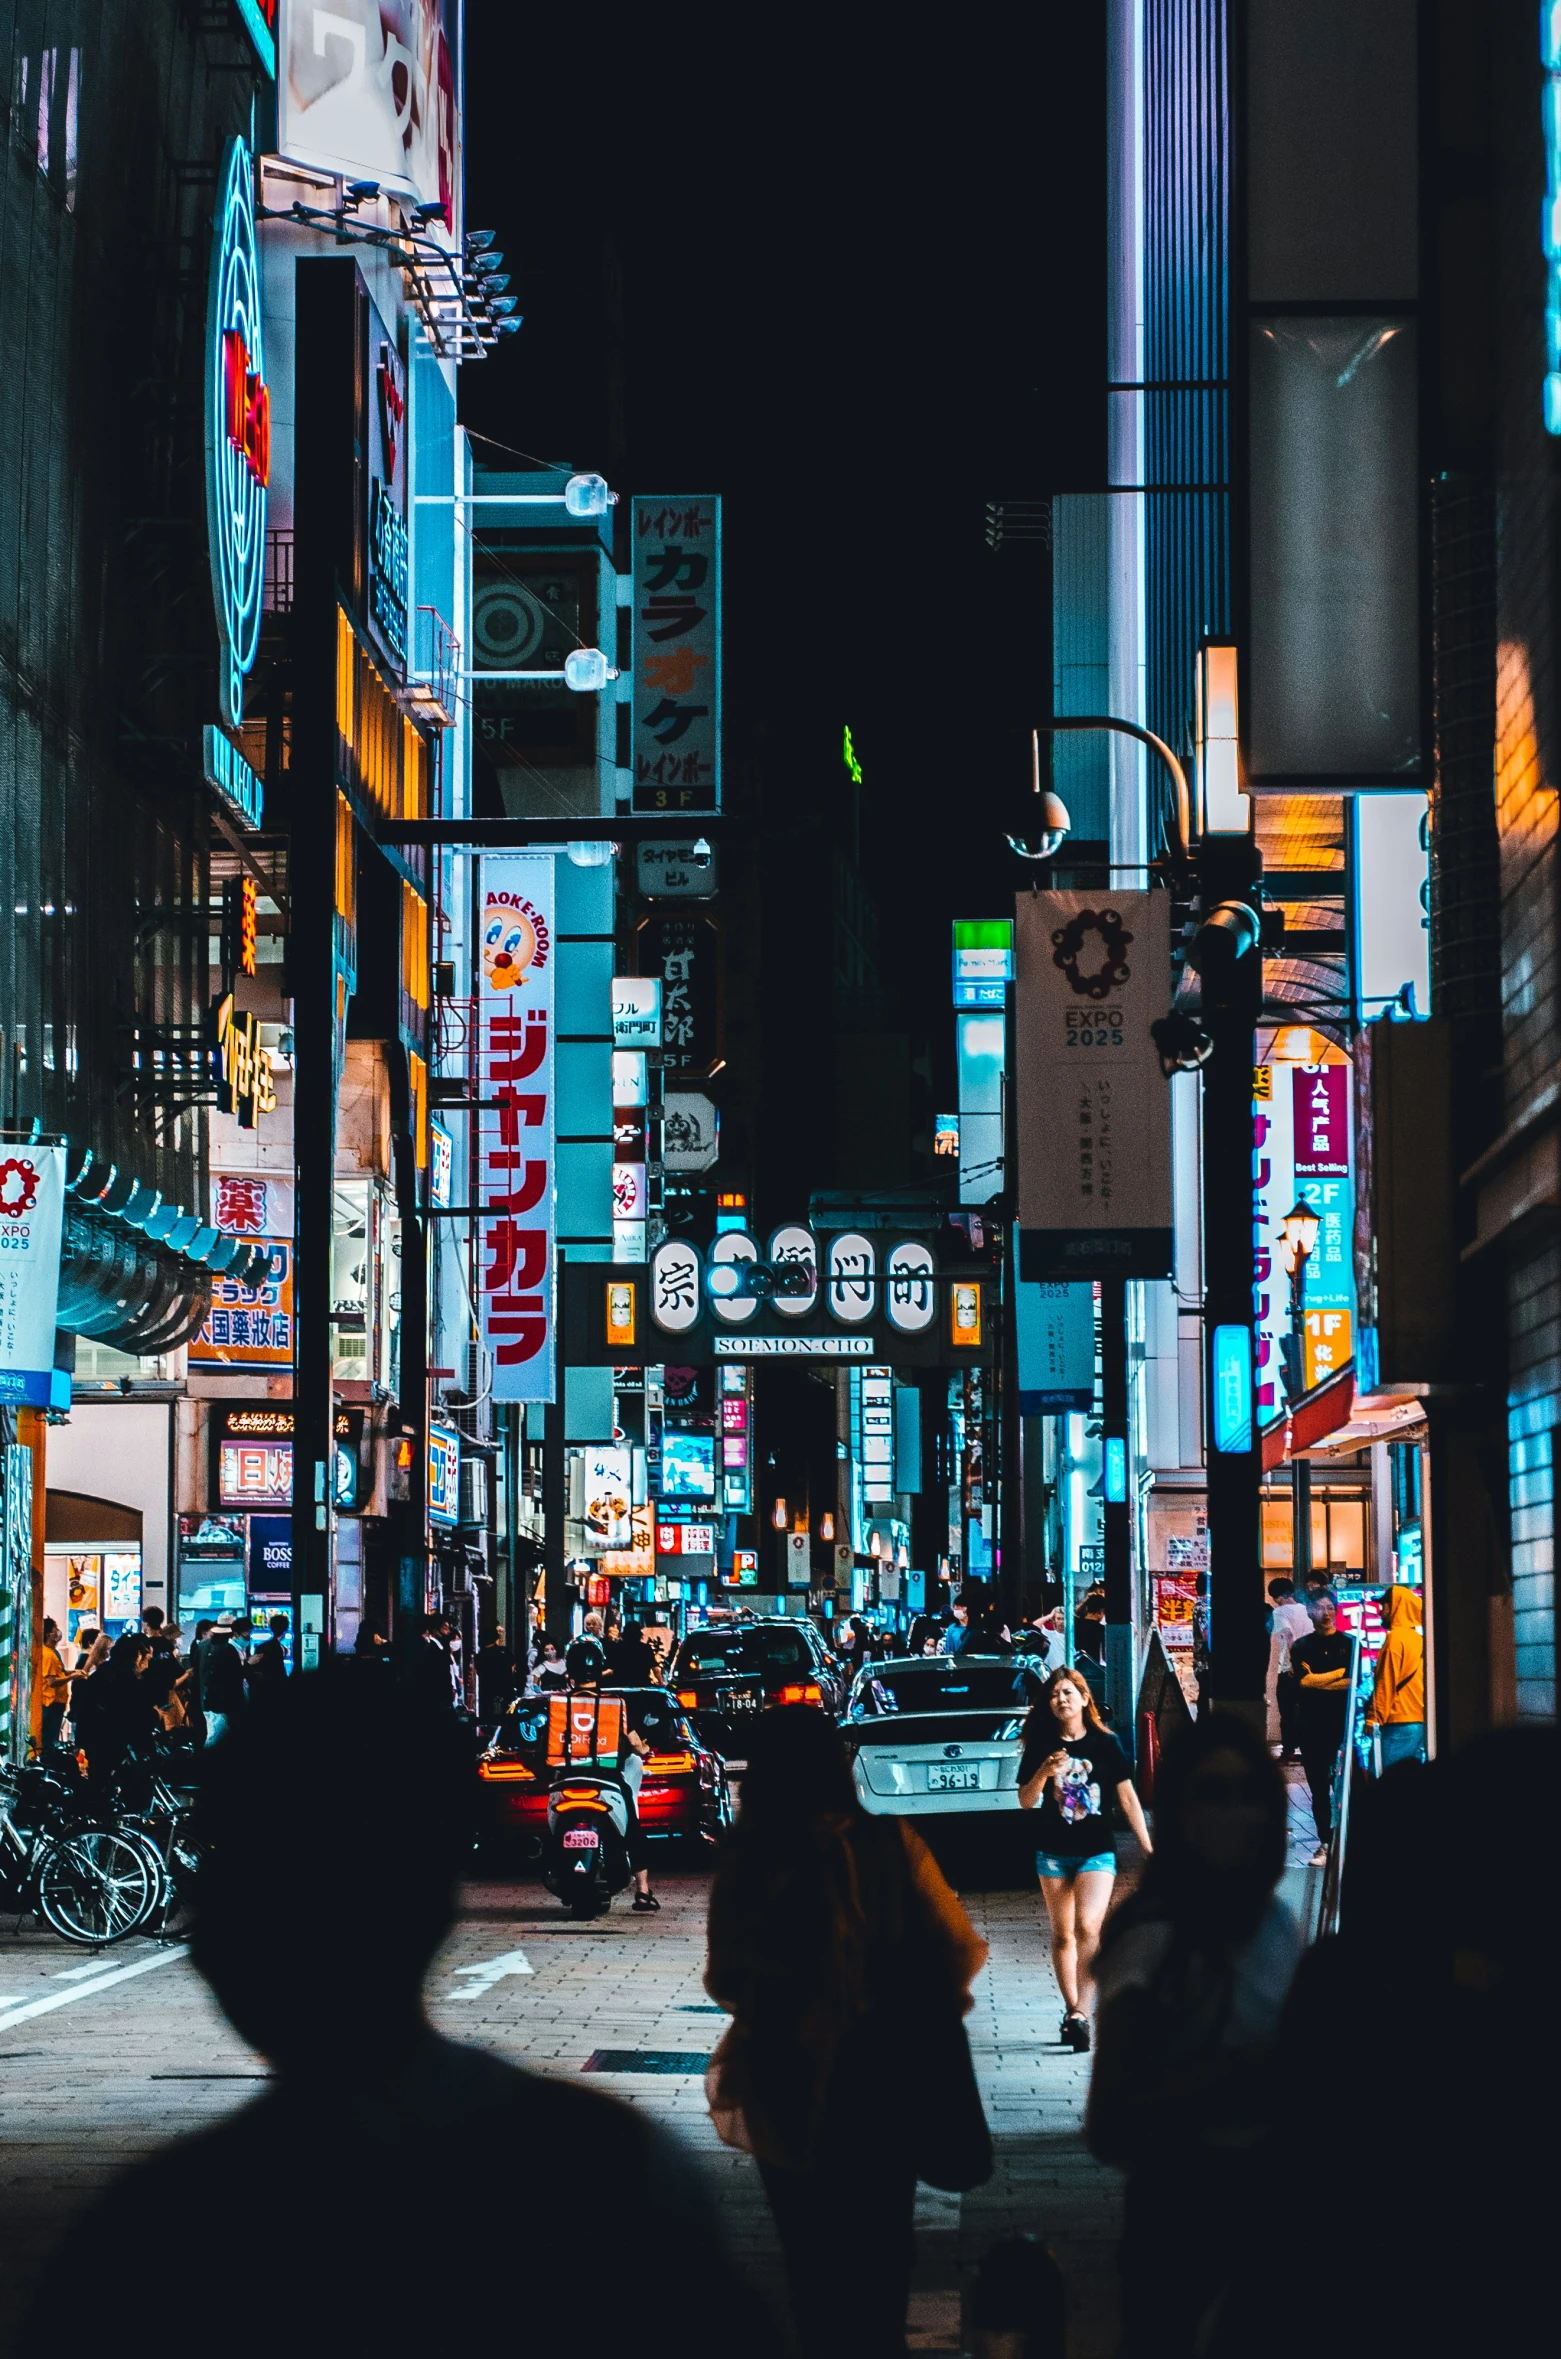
[1199, 834, 1268, 1719]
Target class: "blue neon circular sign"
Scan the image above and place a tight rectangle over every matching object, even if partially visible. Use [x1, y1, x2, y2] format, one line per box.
[206, 137, 269, 728]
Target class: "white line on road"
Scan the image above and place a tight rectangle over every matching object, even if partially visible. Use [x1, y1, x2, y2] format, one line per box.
[0, 1944, 188, 2030]
[445, 1947, 533, 1999]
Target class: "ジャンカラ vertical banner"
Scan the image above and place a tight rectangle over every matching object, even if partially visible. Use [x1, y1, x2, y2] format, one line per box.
[631, 496, 721, 813]
[1014, 892, 1173, 1279]
[477, 854, 556, 1401]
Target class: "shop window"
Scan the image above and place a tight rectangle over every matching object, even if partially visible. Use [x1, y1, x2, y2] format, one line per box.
[332, 1178, 371, 1380]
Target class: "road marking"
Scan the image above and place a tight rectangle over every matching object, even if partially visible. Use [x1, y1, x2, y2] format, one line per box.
[0, 1944, 187, 2027]
[445, 1947, 533, 1999]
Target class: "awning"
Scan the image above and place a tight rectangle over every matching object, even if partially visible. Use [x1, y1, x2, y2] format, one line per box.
[1262, 1365, 1356, 1469]
[57, 1151, 273, 1355]
[1262, 1361, 1427, 1468]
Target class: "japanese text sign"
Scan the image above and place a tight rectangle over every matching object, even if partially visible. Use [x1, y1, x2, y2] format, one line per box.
[477, 854, 556, 1401]
[1292, 1065, 1349, 1178]
[1014, 892, 1172, 1280]
[191, 1172, 295, 1367]
[631, 496, 721, 814]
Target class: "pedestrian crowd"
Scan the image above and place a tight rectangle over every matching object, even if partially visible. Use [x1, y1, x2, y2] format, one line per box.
[40, 1606, 293, 1789]
[30, 1566, 1533, 2359]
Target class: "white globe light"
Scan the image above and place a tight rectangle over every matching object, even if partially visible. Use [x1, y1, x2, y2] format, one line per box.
[563, 646, 610, 693]
[563, 471, 614, 518]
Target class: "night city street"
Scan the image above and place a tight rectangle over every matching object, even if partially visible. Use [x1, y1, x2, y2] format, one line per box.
[0, 1858, 1128, 2353]
[0, 3, 1555, 2355]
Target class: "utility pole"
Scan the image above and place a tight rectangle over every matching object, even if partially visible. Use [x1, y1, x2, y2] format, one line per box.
[1195, 828, 1268, 1718]
[1099, 1275, 1134, 1730]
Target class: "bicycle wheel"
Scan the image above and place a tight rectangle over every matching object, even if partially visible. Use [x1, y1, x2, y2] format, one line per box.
[37, 1826, 162, 1945]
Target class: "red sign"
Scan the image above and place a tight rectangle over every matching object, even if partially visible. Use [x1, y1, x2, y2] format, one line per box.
[656, 1521, 716, 1557]
[1292, 1066, 1348, 1178]
[223, 328, 271, 488]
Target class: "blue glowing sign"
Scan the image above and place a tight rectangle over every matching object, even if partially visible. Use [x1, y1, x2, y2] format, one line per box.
[1545, 8, 1561, 430]
[205, 138, 268, 727]
[1212, 1325, 1253, 1455]
[428, 1427, 460, 1527]
[234, 0, 277, 76]
[1103, 1436, 1127, 1502]
[202, 725, 263, 831]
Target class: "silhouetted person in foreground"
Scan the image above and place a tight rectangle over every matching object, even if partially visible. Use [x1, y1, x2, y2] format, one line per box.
[27, 1672, 774, 2359]
[705, 1707, 989, 2359]
[1207, 1726, 1557, 2359]
[1086, 1713, 1300, 2359]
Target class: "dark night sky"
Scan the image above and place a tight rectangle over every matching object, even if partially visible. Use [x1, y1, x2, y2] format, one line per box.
[460, 11, 1106, 1118]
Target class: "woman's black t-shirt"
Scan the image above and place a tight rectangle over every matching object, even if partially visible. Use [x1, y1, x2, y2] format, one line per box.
[1019, 1725, 1132, 1859]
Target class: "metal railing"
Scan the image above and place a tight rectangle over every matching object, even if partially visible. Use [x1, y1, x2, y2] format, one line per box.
[1316, 1631, 1363, 1939]
[408, 605, 461, 729]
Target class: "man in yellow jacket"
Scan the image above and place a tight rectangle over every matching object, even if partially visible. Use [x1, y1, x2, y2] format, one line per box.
[1365, 1584, 1425, 1768]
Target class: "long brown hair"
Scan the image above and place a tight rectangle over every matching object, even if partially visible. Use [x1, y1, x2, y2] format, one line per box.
[1021, 1665, 1109, 1762]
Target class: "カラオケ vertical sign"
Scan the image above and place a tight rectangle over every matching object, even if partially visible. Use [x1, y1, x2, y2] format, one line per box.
[631, 497, 721, 813]
[476, 855, 556, 1401]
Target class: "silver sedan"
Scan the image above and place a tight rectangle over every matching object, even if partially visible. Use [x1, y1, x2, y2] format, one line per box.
[841, 1655, 1048, 1818]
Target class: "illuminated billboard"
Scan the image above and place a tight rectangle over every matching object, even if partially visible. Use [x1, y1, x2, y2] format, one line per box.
[278, 1, 459, 228]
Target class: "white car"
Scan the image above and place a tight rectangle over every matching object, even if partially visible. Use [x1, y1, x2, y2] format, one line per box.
[842, 1654, 1047, 1818]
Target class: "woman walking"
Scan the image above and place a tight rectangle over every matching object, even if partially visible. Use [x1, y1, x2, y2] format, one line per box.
[1018, 1667, 1151, 2052]
[705, 1707, 989, 2358]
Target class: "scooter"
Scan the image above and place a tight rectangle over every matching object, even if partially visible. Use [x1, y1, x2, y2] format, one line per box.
[542, 1768, 634, 1918]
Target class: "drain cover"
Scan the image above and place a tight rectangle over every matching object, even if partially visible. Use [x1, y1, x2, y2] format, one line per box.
[582, 2050, 709, 2075]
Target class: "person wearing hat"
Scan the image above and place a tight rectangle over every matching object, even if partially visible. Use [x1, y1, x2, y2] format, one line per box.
[199, 1617, 248, 1745]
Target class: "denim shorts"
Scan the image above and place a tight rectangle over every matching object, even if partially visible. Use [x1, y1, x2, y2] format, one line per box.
[1036, 1850, 1115, 1880]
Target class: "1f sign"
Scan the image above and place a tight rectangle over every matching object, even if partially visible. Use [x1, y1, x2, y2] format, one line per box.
[477, 855, 556, 1401]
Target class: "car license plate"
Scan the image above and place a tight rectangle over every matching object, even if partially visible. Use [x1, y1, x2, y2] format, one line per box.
[927, 1763, 981, 1792]
[562, 1828, 599, 1849]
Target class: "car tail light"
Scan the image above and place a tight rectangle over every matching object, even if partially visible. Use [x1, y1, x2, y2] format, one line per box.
[643, 1751, 696, 1774]
[478, 1760, 536, 1781]
[677, 1689, 699, 1707]
[773, 1683, 823, 1706]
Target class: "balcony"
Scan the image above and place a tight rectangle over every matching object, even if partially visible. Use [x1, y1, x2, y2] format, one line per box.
[407, 605, 460, 729]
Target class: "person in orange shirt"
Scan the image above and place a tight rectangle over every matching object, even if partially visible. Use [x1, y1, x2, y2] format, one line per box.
[1366, 1584, 1426, 1768]
[38, 1618, 73, 1751]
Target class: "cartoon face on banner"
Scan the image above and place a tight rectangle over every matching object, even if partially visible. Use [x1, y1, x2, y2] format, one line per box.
[481, 890, 549, 994]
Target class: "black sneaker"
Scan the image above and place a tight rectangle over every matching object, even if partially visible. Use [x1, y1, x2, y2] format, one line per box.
[631, 1891, 661, 1913]
[1065, 2012, 1091, 2053]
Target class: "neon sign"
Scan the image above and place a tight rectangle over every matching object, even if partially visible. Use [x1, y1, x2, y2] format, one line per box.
[234, 0, 277, 77]
[223, 330, 270, 487]
[211, 992, 277, 1130]
[205, 138, 268, 726]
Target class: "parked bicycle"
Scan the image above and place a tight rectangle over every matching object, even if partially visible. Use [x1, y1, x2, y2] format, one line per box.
[113, 1740, 205, 1936]
[0, 1758, 163, 1945]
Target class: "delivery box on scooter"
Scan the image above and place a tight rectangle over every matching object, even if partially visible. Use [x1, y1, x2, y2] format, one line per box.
[547, 1692, 624, 1767]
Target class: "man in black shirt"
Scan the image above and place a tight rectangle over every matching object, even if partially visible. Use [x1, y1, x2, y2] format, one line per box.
[1292, 1594, 1353, 1862]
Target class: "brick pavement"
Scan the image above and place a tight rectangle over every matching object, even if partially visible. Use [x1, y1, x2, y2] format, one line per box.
[0, 1851, 1130, 2356]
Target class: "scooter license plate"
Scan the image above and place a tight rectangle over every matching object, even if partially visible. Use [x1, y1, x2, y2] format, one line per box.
[562, 1828, 600, 1849]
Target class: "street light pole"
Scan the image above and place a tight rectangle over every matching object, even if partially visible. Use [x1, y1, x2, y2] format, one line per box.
[1276, 1198, 1320, 1591]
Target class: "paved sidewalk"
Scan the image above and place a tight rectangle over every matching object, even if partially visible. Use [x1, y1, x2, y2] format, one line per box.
[0, 1863, 1126, 2356]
